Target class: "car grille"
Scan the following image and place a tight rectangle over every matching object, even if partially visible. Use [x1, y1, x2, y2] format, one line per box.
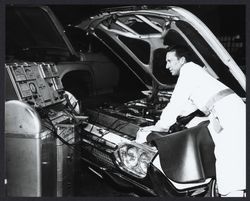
[80, 140, 116, 169]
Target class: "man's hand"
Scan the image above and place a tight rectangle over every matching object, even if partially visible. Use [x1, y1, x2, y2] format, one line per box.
[135, 125, 168, 143]
[135, 126, 155, 143]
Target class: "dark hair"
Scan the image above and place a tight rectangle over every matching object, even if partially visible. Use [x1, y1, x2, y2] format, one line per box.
[166, 45, 191, 62]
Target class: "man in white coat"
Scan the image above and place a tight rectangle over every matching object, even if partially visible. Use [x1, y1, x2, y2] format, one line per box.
[136, 45, 246, 197]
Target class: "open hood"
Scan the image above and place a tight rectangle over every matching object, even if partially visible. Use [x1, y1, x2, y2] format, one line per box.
[77, 6, 245, 96]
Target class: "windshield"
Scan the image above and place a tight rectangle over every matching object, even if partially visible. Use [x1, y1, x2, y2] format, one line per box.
[6, 6, 73, 62]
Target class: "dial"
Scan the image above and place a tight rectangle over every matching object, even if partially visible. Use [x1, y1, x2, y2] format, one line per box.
[12, 66, 26, 81]
[29, 82, 37, 93]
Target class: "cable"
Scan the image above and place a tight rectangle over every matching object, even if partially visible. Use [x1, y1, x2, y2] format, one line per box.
[41, 109, 81, 147]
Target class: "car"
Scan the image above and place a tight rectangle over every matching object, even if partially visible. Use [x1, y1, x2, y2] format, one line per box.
[5, 5, 245, 197]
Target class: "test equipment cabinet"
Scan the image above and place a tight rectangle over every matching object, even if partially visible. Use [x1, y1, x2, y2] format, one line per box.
[5, 62, 78, 197]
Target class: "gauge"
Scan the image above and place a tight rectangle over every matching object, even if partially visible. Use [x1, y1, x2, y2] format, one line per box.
[12, 66, 26, 81]
[29, 82, 37, 93]
[18, 82, 32, 97]
[24, 66, 36, 79]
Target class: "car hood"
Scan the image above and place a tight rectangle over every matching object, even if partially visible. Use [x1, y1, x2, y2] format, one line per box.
[77, 6, 245, 96]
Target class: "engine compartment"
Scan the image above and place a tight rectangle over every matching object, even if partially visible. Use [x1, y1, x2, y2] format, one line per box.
[85, 91, 171, 135]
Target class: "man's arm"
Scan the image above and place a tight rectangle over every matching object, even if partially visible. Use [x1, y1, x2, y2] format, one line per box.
[154, 70, 194, 130]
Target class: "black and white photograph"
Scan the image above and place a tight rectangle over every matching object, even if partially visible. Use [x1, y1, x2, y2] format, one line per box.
[2, 3, 246, 198]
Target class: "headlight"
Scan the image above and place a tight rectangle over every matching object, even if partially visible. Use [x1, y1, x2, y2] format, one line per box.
[124, 147, 138, 168]
[114, 142, 157, 178]
[139, 153, 150, 174]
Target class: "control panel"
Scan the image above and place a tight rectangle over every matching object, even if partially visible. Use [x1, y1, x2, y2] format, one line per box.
[6, 62, 64, 108]
[5, 61, 85, 197]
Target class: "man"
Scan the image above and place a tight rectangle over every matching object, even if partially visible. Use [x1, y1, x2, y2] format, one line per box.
[136, 45, 246, 197]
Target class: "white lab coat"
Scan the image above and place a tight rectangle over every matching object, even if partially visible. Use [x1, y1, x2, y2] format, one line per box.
[138, 62, 246, 195]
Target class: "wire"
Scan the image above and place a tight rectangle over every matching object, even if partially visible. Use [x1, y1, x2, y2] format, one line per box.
[40, 107, 80, 147]
[56, 136, 75, 146]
